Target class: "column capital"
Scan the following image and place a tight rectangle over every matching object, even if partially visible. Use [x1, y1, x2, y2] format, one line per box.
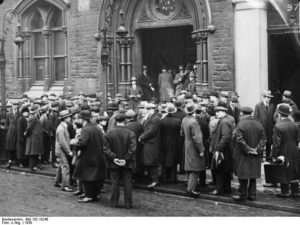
[42, 26, 52, 36]
[232, 0, 267, 10]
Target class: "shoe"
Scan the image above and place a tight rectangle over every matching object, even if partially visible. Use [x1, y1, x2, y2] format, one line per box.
[54, 183, 62, 188]
[210, 190, 222, 195]
[186, 190, 200, 198]
[62, 187, 73, 192]
[78, 197, 94, 203]
[276, 193, 290, 198]
[6, 161, 12, 169]
[31, 167, 41, 172]
[263, 183, 278, 188]
[78, 193, 86, 199]
[73, 190, 84, 196]
[233, 195, 246, 202]
[147, 182, 158, 189]
[248, 196, 256, 201]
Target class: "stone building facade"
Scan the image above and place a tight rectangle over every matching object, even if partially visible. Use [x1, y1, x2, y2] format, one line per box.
[0, 0, 298, 108]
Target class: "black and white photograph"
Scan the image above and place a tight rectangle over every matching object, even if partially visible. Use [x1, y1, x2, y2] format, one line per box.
[0, 0, 300, 220]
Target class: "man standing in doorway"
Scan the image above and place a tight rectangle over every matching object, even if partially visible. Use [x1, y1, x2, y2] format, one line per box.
[158, 65, 174, 103]
[137, 65, 155, 101]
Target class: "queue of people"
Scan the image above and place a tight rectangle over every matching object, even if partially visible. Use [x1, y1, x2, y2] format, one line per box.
[1, 85, 300, 208]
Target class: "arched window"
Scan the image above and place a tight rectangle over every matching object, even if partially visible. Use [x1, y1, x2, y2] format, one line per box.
[21, 0, 67, 89]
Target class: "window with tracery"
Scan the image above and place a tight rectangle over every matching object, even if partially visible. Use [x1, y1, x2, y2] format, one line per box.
[21, 1, 67, 86]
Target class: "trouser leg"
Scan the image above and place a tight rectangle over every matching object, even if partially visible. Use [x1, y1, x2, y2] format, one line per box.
[60, 154, 70, 187]
[161, 166, 167, 182]
[110, 169, 121, 205]
[187, 172, 199, 192]
[216, 171, 225, 193]
[199, 170, 206, 187]
[122, 169, 133, 207]
[265, 142, 272, 161]
[83, 181, 99, 199]
[29, 155, 38, 170]
[291, 182, 299, 195]
[248, 179, 257, 198]
[238, 179, 248, 199]
[170, 166, 177, 183]
[224, 172, 232, 193]
[55, 166, 62, 184]
[149, 166, 159, 183]
[280, 183, 289, 195]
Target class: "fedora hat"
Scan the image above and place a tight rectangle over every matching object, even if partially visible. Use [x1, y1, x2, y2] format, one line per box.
[166, 104, 177, 114]
[278, 104, 290, 117]
[263, 90, 273, 98]
[185, 103, 197, 114]
[108, 101, 119, 111]
[293, 110, 300, 122]
[40, 105, 49, 114]
[215, 106, 227, 112]
[130, 76, 137, 82]
[29, 104, 40, 114]
[79, 110, 92, 121]
[145, 103, 156, 109]
[59, 110, 71, 120]
[174, 99, 184, 108]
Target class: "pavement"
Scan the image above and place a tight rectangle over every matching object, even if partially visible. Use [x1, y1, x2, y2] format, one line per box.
[1, 162, 300, 215]
[0, 169, 298, 217]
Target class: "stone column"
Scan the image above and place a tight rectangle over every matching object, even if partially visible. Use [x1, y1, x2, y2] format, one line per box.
[233, 0, 268, 108]
[126, 37, 135, 82]
[23, 31, 32, 92]
[117, 37, 126, 82]
[42, 26, 52, 92]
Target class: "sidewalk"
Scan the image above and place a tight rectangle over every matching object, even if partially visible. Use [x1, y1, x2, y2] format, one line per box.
[1, 163, 300, 215]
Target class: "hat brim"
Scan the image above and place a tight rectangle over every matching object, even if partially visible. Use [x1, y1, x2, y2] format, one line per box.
[215, 107, 228, 112]
[263, 94, 273, 98]
[78, 114, 91, 121]
[185, 107, 196, 114]
[59, 114, 72, 120]
[167, 109, 177, 114]
[278, 110, 289, 117]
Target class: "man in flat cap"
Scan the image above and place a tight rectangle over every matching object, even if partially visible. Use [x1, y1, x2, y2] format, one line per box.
[233, 106, 267, 202]
[210, 104, 234, 195]
[104, 113, 136, 209]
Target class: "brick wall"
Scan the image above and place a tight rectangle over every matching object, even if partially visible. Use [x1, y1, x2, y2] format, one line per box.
[209, 0, 235, 91]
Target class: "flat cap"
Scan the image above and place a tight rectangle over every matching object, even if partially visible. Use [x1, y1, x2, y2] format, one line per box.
[241, 106, 253, 114]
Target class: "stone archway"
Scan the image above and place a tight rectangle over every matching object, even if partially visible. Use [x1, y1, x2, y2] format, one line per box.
[98, 0, 214, 97]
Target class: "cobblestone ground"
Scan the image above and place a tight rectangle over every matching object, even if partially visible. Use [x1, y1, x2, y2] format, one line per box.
[0, 170, 298, 217]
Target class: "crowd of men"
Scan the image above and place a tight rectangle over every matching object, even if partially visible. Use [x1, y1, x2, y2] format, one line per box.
[1, 66, 300, 208]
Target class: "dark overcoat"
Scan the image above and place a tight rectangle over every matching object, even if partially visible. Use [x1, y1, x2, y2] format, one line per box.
[271, 118, 300, 181]
[16, 115, 28, 159]
[181, 115, 206, 172]
[25, 115, 44, 156]
[160, 114, 181, 167]
[234, 116, 267, 179]
[211, 115, 234, 172]
[5, 112, 18, 151]
[173, 109, 186, 163]
[158, 71, 174, 102]
[137, 74, 154, 101]
[128, 86, 143, 110]
[227, 105, 240, 126]
[253, 102, 275, 143]
[126, 121, 143, 171]
[105, 126, 136, 170]
[73, 123, 107, 182]
[139, 113, 161, 166]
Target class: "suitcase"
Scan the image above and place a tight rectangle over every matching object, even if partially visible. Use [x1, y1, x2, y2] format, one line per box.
[264, 163, 288, 184]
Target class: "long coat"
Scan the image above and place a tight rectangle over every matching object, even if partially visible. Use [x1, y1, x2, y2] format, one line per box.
[128, 85, 143, 110]
[181, 115, 206, 172]
[16, 115, 27, 159]
[158, 71, 174, 102]
[5, 112, 18, 151]
[105, 126, 136, 170]
[73, 123, 107, 182]
[234, 116, 267, 179]
[126, 121, 143, 171]
[25, 114, 44, 156]
[211, 115, 234, 172]
[254, 102, 275, 143]
[55, 122, 72, 157]
[271, 118, 300, 181]
[160, 114, 181, 167]
[139, 113, 161, 166]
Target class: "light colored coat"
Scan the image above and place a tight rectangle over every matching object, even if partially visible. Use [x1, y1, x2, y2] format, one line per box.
[181, 115, 206, 172]
[55, 122, 72, 157]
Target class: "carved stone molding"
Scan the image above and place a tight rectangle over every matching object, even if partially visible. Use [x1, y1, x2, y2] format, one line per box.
[176, 2, 191, 20]
[105, 0, 122, 33]
[117, 37, 135, 47]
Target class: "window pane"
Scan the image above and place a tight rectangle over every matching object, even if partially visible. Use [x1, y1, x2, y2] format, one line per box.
[50, 11, 62, 28]
[35, 59, 45, 81]
[54, 31, 65, 55]
[54, 58, 65, 81]
[30, 11, 44, 29]
[34, 33, 45, 56]
[24, 59, 30, 77]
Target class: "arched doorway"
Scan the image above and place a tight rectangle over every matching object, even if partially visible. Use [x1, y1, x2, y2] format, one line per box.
[98, 0, 214, 97]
